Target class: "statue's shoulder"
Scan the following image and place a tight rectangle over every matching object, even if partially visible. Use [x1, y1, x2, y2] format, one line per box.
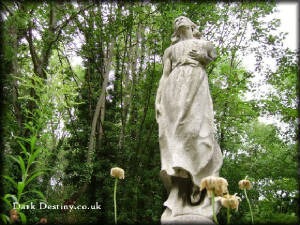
[163, 46, 173, 57]
[195, 38, 215, 49]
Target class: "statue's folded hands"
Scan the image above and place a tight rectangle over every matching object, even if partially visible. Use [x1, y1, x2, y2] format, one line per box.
[188, 49, 213, 65]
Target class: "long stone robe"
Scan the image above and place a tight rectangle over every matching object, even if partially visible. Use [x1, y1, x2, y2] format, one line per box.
[155, 38, 223, 220]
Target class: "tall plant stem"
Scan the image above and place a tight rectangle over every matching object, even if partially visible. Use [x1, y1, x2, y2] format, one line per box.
[212, 191, 219, 224]
[244, 189, 254, 224]
[114, 178, 118, 224]
[227, 207, 231, 224]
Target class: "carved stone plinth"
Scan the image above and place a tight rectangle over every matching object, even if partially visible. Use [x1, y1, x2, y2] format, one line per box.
[162, 209, 215, 224]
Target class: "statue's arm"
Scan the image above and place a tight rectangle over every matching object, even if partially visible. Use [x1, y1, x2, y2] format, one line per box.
[155, 47, 172, 120]
[208, 44, 217, 61]
[189, 40, 217, 65]
[162, 47, 172, 77]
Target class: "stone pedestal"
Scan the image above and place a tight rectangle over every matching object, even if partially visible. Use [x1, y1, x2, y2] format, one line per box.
[161, 207, 216, 225]
[161, 214, 215, 224]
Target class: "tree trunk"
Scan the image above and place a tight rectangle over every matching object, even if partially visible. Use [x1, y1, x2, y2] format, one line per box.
[87, 39, 115, 163]
[118, 19, 141, 149]
[10, 26, 22, 131]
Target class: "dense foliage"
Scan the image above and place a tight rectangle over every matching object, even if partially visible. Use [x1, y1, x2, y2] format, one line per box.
[1, 1, 298, 224]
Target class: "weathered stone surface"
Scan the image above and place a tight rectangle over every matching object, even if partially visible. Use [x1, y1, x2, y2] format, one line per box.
[162, 211, 215, 225]
[155, 16, 223, 224]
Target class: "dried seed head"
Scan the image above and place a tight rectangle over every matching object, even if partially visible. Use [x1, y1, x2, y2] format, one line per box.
[10, 214, 19, 222]
[110, 167, 125, 179]
[238, 179, 252, 190]
[40, 218, 47, 224]
[200, 176, 228, 197]
[9, 209, 18, 216]
[221, 193, 241, 211]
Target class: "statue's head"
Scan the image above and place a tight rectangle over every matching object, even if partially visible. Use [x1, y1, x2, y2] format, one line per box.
[171, 16, 201, 45]
[173, 16, 195, 31]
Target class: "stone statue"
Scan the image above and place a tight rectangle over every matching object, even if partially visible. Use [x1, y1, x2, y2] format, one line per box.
[155, 16, 223, 224]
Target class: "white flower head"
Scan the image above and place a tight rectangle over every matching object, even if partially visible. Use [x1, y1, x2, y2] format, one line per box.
[110, 167, 125, 179]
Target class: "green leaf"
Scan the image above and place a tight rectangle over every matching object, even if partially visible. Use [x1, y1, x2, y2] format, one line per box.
[15, 136, 31, 144]
[17, 182, 25, 201]
[9, 155, 27, 181]
[30, 135, 37, 152]
[17, 141, 30, 158]
[27, 148, 42, 169]
[18, 95, 39, 105]
[3, 175, 17, 188]
[17, 156, 26, 181]
[31, 190, 46, 201]
[25, 171, 43, 186]
[4, 193, 18, 203]
[19, 212, 27, 224]
[2, 194, 18, 209]
[1, 197, 12, 208]
[30, 160, 42, 167]
[9, 155, 19, 165]
[0, 214, 10, 224]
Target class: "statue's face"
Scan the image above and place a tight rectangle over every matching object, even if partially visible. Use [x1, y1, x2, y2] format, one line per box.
[174, 16, 193, 31]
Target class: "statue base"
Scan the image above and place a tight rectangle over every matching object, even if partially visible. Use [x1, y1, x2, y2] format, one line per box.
[161, 214, 215, 225]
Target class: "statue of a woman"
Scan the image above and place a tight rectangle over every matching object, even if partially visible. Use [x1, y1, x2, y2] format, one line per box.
[155, 16, 223, 223]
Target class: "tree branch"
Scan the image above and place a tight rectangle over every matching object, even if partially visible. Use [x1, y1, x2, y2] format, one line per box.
[25, 23, 41, 76]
